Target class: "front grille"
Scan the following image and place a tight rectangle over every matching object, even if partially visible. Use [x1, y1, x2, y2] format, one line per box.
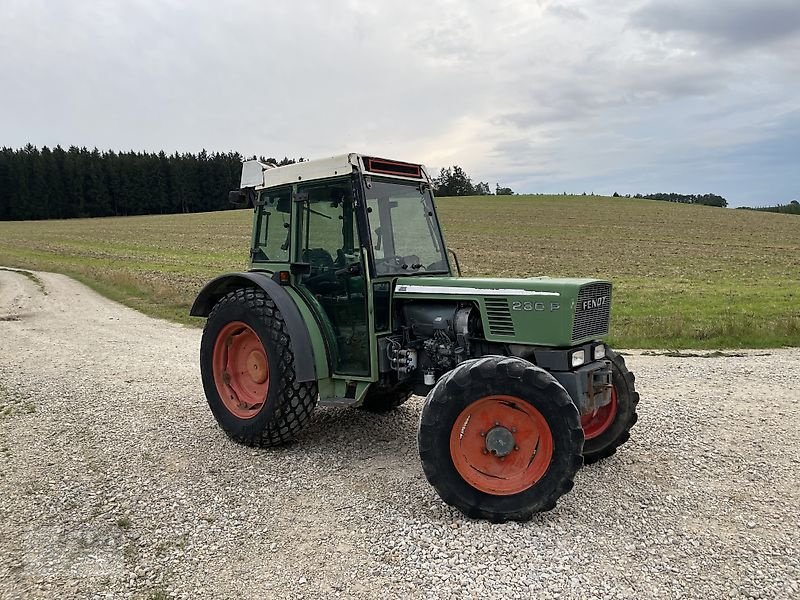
[484, 298, 515, 336]
[572, 283, 612, 343]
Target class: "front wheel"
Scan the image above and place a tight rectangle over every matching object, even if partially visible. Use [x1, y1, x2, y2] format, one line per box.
[581, 348, 639, 464]
[418, 356, 584, 522]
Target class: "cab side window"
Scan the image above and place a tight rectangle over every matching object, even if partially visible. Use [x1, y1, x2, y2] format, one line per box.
[252, 188, 291, 262]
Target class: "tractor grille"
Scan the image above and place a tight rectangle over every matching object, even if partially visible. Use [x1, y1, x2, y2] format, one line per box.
[484, 298, 515, 337]
[572, 282, 612, 343]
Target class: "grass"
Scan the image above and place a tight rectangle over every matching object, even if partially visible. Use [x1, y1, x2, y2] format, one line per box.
[0, 195, 798, 348]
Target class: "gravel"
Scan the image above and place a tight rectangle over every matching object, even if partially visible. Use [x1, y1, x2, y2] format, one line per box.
[0, 268, 798, 599]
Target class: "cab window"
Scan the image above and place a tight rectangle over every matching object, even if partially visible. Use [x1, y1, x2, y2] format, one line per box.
[252, 188, 291, 262]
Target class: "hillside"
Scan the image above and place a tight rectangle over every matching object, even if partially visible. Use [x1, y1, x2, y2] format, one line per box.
[0, 194, 798, 348]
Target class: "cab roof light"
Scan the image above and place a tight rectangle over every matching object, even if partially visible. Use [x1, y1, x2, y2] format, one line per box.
[364, 157, 421, 178]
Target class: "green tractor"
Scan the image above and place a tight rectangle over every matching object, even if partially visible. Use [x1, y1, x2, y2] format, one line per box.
[191, 154, 639, 522]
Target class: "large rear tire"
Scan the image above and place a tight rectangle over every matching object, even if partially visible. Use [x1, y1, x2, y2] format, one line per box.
[200, 287, 317, 446]
[581, 348, 639, 464]
[418, 356, 583, 522]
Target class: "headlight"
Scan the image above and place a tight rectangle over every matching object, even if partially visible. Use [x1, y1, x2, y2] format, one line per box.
[593, 344, 606, 360]
[571, 350, 585, 368]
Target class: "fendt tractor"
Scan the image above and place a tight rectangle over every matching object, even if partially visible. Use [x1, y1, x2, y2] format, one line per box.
[192, 154, 639, 522]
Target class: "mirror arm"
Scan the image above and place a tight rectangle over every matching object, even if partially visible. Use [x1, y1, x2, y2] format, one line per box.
[448, 248, 462, 276]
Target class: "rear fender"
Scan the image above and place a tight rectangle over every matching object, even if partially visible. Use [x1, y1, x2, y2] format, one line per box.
[191, 272, 323, 383]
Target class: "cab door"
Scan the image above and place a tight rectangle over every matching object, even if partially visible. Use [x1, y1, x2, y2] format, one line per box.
[292, 178, 371, 377]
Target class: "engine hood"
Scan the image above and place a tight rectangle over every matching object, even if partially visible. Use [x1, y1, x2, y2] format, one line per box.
[394, 276, 604, 297]
[393, 276, 612, 347]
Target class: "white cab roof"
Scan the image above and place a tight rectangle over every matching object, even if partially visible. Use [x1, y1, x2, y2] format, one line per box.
[240, 153, 430, 190]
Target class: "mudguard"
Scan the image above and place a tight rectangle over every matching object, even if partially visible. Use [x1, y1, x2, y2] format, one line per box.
[190, 272, 316, 383]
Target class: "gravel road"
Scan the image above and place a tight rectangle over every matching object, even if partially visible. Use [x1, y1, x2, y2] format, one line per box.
[0, 268, 798, 600]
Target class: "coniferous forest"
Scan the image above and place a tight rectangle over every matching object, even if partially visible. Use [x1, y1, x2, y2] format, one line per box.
[0, 145, 305, 221]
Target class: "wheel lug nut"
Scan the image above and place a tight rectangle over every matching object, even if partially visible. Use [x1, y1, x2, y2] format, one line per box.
[514, 445, 519, 451]
[479, 431, 485, 437]
[511, 427, 517, 433]
[494, 421, 500, 426]
[482, 449, 488, 455]
[499, 456, 505, 461]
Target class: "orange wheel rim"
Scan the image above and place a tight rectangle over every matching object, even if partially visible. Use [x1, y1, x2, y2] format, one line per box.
[449, 395, 554, 496]
[212, 321, 270, 419]
[581, 385, 618, 440]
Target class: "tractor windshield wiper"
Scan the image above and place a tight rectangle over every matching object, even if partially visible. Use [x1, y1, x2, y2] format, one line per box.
[421, 196, 442, 253]
[305, 205, 332, 219]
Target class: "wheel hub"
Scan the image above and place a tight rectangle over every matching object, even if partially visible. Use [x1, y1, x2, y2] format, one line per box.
[448, 395, 554, 496]
[485, 426, 515, 457]
[211, 321, 270, 420]
[246, 350, 268, 384]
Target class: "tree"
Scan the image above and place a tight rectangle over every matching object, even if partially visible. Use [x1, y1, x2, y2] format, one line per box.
[495, 183, 514, 195]
[433, 165, 476, 196]
[474, 181, 491, 195]
[695, 193, 727, 208]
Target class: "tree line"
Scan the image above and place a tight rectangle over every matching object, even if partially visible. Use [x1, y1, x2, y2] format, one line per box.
[737, 200, 800, 215]
[4, 146, 754, 221]
[0, 145, 306, 221]
[611, 191, 728, 207]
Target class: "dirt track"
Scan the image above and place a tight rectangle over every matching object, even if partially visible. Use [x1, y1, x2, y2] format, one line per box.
[0, 268, 798, 599]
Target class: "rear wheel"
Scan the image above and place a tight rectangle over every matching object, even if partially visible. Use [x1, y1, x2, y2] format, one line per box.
[360, 382, 414, 412]
[581, 348, 639, 464]
[418, 356, 583, 522]
[200, 287, 317, 446]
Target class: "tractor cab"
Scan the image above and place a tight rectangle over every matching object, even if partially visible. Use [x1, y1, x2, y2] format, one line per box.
[242, 154, 453, 381]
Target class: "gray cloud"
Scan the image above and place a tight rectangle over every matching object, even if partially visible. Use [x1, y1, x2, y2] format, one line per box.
[496, 57, 728, 132]
[631, 0, 800, 49]
[545, 3, 587, 21]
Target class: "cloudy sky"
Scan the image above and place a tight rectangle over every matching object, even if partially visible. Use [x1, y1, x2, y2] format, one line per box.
[2, 0, 799, 206]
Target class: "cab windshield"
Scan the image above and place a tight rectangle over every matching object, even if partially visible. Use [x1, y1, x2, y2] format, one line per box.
[365, 179, 449, 276]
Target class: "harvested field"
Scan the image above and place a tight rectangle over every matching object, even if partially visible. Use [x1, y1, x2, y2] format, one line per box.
[0, 195, 798, 347]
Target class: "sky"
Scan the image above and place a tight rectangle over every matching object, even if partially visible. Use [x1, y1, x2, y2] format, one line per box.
[1, 0, 799, 207]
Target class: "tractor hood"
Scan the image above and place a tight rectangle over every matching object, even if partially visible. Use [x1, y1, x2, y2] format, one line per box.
[393, 276, 612, 347]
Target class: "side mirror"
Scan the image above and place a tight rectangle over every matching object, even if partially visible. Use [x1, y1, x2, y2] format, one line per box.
[229, 188, 256, 208]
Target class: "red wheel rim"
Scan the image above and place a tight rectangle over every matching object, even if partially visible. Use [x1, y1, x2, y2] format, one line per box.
[449, 395, 554, 496]
[581, 385, 618, 440]
[212, 321, 270, 419]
